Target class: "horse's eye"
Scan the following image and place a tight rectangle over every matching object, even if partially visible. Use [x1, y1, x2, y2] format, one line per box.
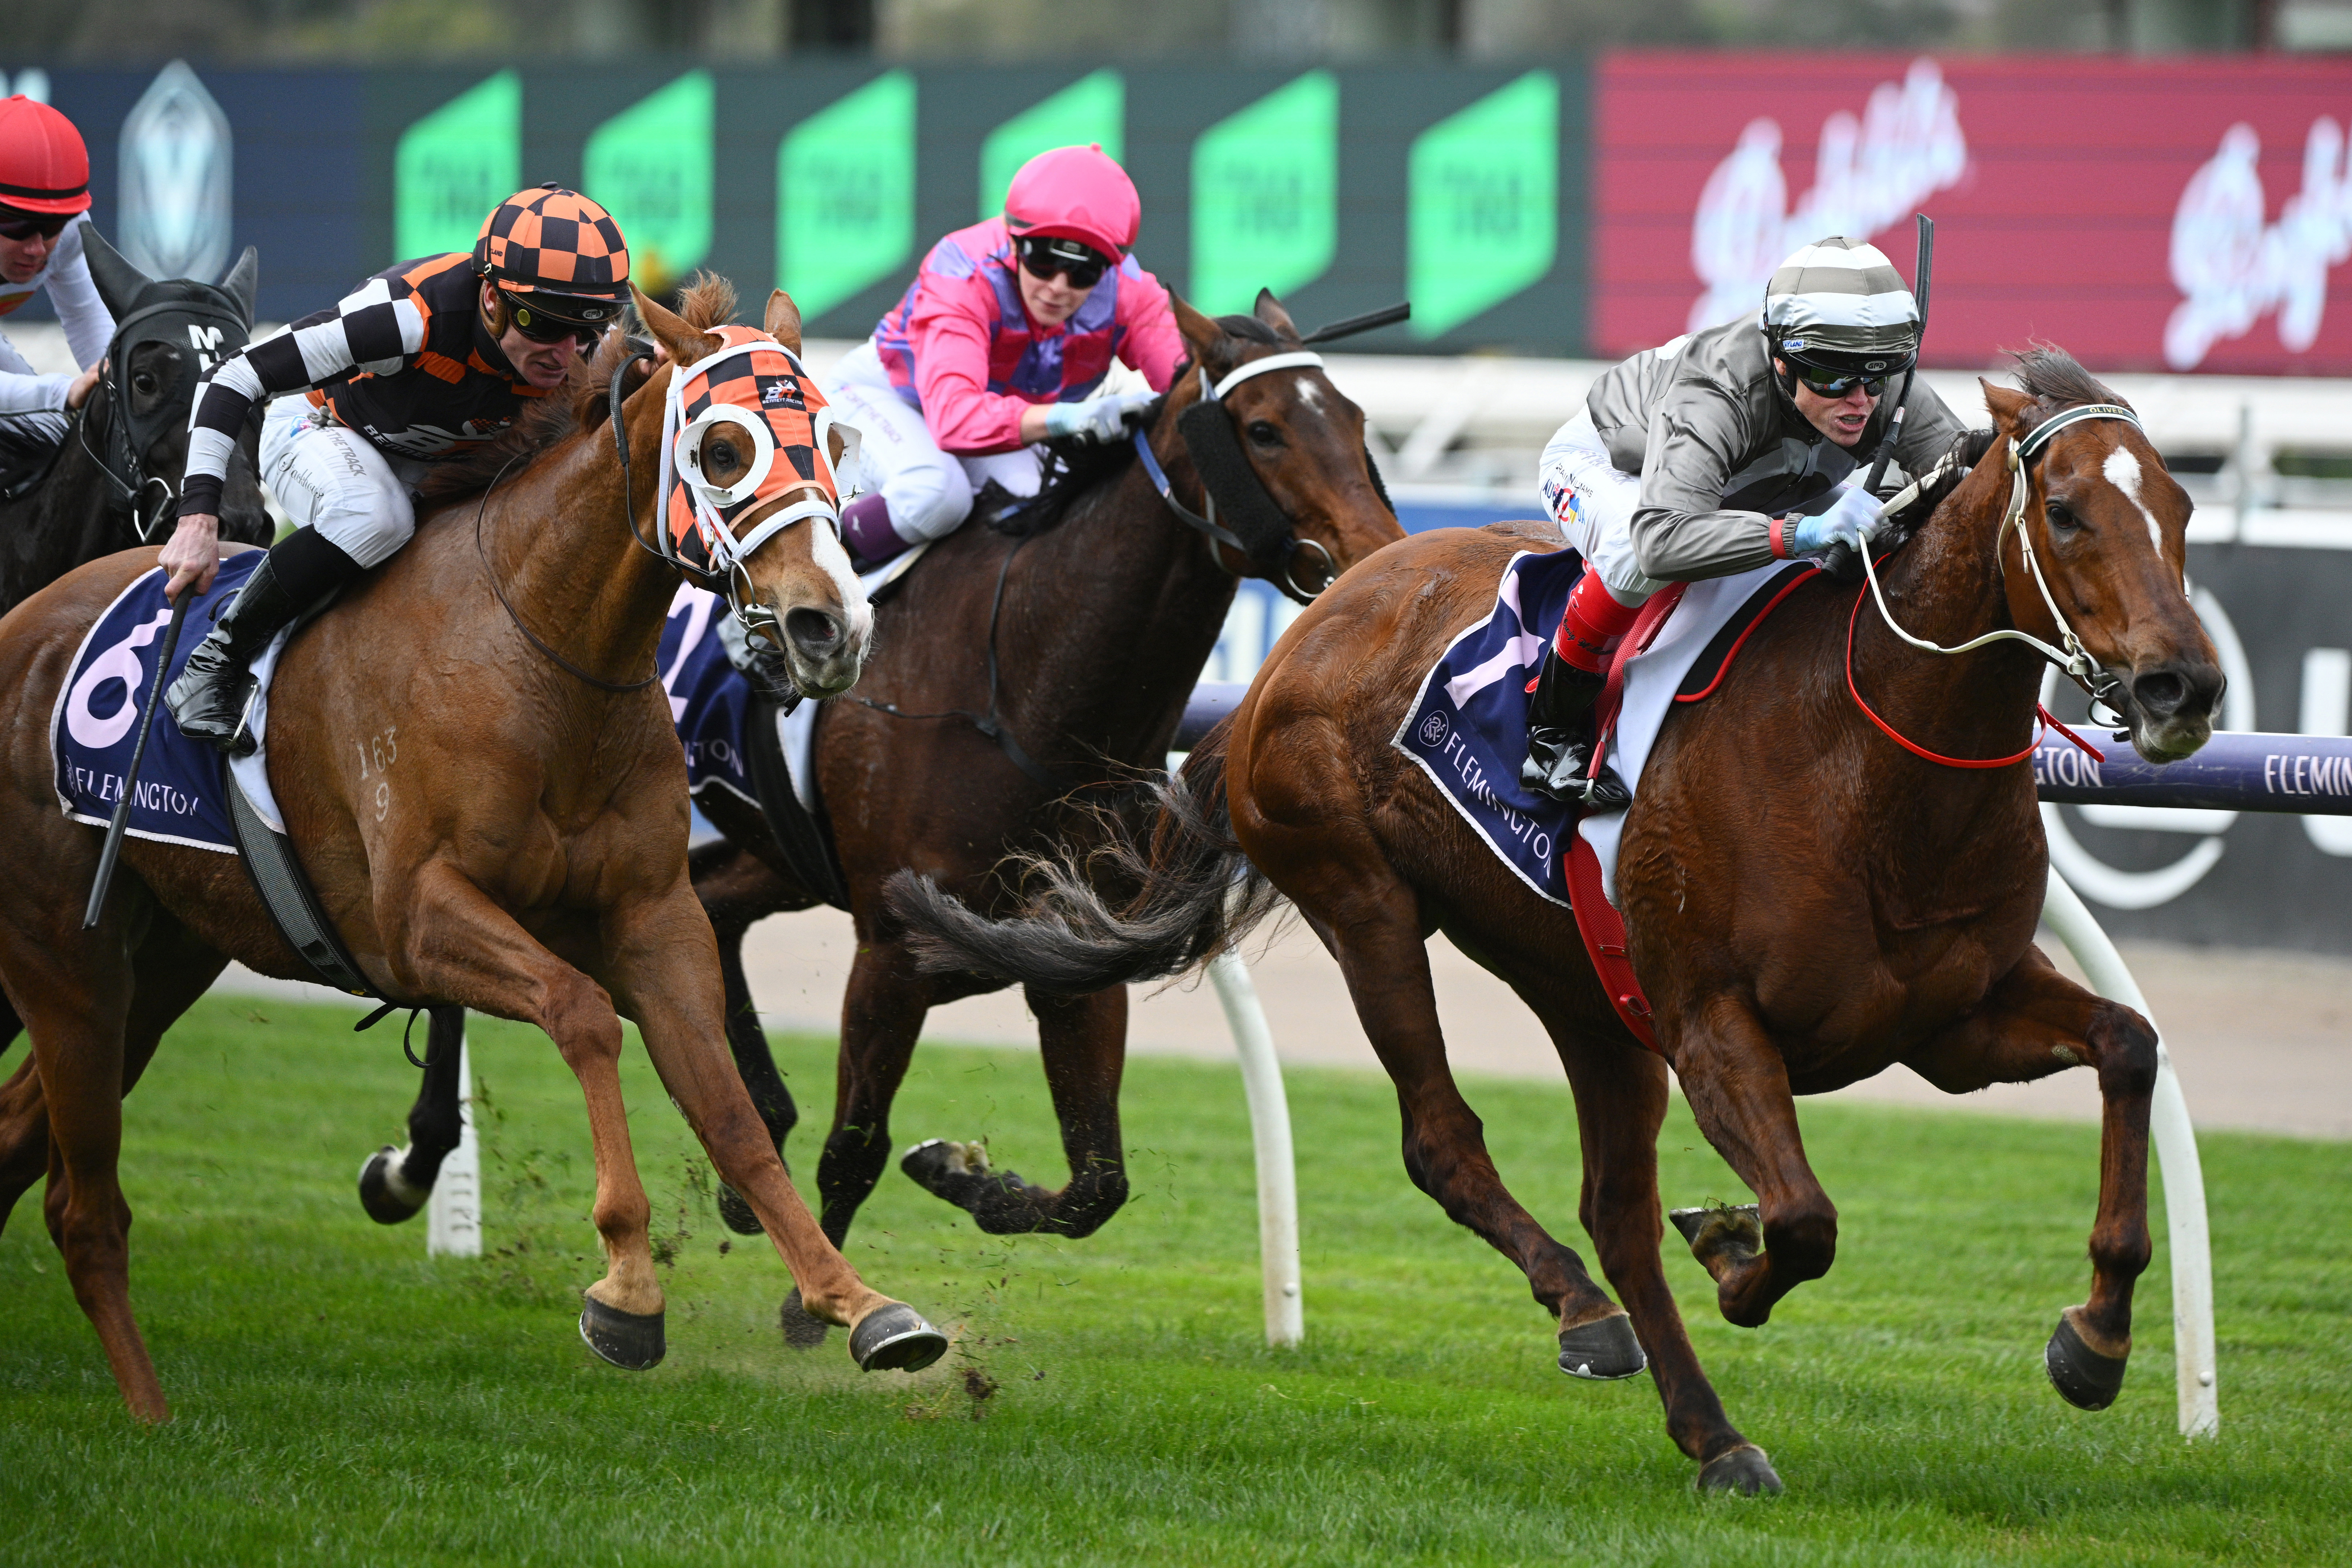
[708, 437, 740, 472]
[1247, 420, 1281, 446]
[132, 372, 159, 397]
[2046, 500, 2082, 536]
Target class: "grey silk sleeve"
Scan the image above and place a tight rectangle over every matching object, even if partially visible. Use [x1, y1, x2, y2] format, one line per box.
[1890, 378, 1968, 475]
[1627, 386, 1778, 582]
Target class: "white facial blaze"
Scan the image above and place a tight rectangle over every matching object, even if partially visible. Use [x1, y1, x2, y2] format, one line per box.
[2101, 445, 2166, 554]
[807, 519, 874, 645]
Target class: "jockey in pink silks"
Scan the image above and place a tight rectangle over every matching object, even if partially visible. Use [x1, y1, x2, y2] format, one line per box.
[826, 144, 1184, 569]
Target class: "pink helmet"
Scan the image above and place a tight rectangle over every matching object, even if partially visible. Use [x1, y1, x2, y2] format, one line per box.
[1003, 144, 1139, 261]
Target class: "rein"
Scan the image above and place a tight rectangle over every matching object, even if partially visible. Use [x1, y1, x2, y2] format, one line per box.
[474, 450, 661, 693]
[1850, 402, 2142, 768]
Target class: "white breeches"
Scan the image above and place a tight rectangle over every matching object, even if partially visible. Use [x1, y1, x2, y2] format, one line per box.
[257, 400, 430, 568]
[826, 343, 1041, 546]
[1537, 410, 1667, 607]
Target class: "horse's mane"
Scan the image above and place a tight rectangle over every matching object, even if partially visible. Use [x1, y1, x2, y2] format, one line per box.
[2009, 343, 2131, 427]
[417, 273, 740, 508]
[983, 313, 1292, 538]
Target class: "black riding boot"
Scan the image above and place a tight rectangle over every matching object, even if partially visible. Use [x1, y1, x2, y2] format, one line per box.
[165, 527, 364, 756]
[1520, 644, 1631, 810]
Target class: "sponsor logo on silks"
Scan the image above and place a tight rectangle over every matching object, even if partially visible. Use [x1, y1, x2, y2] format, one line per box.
[1543, 475, 1582, 529]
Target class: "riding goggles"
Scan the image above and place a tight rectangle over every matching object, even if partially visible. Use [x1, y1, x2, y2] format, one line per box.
[1790, 365, 1890, 399]
[1016, 235, 1110, 290]
[509, 297, 614, 350]
[0, 206, 69, 242]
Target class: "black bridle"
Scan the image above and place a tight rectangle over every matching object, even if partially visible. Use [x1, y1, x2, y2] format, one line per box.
[77, 292, 256, 541]
[1132, 301, 1408, 605]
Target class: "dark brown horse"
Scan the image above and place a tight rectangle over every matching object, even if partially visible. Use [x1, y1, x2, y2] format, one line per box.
[354, 292, 1407, 1336]
[0, 279, 946, 1421]
[886, 349, 2223, 1494]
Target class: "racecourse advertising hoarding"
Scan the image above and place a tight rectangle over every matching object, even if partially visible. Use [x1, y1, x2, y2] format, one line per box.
[12, 53, 2352, 367]
[1594, 52, 2352, 374]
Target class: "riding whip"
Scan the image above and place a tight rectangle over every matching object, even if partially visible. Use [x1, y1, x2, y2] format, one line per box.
[1822, 214, 1933, 582]
[81, 588, 192, 930]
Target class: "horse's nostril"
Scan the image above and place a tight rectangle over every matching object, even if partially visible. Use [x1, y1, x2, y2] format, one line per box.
[784, 606, 840, 653]
[2132, 671, 2187, 717]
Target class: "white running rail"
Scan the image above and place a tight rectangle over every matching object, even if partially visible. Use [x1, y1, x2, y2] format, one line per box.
[425, 1033, 481, 1259]
[1209, 951, 1304, 1348]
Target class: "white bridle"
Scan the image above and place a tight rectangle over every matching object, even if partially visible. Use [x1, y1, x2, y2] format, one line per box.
[1860, 401, 2145, 717]
[657, 334, 865, 575]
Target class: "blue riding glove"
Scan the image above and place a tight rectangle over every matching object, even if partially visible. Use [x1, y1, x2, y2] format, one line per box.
[1786, 485, 1883, 560]
[1041, 389, 1157, 444]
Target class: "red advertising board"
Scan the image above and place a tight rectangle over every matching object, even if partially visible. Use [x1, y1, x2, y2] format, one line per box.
[1594, 53, 2352, 374]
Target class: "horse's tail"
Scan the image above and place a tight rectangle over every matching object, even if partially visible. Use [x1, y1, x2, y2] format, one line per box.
[883, 720, 1280, 995]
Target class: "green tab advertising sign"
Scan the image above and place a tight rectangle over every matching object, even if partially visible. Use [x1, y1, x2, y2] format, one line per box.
[1408, 72, 1558, 338]
[584, 71, 714, 294]
[393, 71, 519, 262]
[1189, 72, 1337, 317]
[978, 70, 1123, 221]
[778, 71, 915, 323]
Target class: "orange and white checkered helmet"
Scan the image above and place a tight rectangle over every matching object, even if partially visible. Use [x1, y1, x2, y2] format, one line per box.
[473, 184, 630, 328]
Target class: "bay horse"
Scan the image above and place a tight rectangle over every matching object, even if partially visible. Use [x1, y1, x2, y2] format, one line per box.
[885, 349, 2223, 1494]
[0, 229, 271, 618]
[0, 278, 947, 1422]
[360, 292, 1406, 1340]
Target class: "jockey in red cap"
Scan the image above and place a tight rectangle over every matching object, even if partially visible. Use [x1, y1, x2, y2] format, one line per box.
[826, 143, 1183, 569]
[0, 95, 111, 485]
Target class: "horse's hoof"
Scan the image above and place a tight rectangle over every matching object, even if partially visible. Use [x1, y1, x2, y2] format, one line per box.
[578, 1296, 666, 1371]
[2045, 1310, 2129, 1411]
[850, 1303, 949, 1373]
[1695, 1444, 1783, 1496]
[358, 1145, 427, 1225]
[1557, 1313, 1648, 1380]
[716, 1182, 763, 1237]
[779, 1286, 831, 1350]
[902, 1138, 994, 1199]
[1669, 1203, 1761, 1251]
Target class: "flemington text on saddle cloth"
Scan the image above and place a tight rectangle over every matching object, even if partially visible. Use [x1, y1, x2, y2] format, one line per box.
[1391, 548, 1802, 909]
[51, 555, 263, 854]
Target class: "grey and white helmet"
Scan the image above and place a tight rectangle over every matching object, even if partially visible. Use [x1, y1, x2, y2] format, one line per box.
[1761, 236, 1920, 377]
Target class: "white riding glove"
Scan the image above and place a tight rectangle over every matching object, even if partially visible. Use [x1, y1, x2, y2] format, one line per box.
[1041, 389, 1157, 444]
[1788, 485, 1883, 560]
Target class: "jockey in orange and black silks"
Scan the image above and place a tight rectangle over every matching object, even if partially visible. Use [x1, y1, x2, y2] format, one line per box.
[660, 322, 867, 653]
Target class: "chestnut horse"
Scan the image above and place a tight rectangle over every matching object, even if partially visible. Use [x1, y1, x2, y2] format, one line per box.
[0, 280, 947, 1421]
[360, 293, 1407, 1344]
[886, 349, 2223, 1493]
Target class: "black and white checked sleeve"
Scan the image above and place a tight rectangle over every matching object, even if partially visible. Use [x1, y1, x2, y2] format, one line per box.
[178, 275, 426, 518]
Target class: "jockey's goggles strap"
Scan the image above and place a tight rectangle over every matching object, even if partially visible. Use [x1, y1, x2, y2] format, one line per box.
[1209, 351, 1324, 401]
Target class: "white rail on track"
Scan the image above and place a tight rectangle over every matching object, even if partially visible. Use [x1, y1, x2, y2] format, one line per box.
[2039, 871, 2220, 1440]
[1208, 951, 1304, 1348]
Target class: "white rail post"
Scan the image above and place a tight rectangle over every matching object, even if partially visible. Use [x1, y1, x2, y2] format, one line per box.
[425, 1032, 481, 1259]
[1208, 951, 1303, 1347]
[2039, 870, 2219, 1439]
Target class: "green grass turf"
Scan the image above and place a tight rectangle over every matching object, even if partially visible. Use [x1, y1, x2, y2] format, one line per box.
[1, 994, 2347, 1566]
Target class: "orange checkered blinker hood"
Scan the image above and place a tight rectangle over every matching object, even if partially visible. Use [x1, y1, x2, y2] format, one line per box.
[659, 324, 860, 577]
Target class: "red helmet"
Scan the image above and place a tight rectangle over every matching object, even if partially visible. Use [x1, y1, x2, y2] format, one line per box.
[473, 184, 631, 325]
[1003, 145, 1139, 262]
[0, 96, 92, 217]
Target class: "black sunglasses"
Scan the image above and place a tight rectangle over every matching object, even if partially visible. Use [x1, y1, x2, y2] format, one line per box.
[0, 209, 70, 243]
[509, 301, 606, 350]
[1016, 235, 1108, 290]
[1791, 365, 1889, 399]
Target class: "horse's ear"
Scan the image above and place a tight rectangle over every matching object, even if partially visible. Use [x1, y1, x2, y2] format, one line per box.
[763, 289, 804, 355]
[80, 225, 154, 321]
[1172, 294, 1230, 373]
[1982, 379, 2032, 436]
[1253, 288, 1300, 342]
[635, 284, 718, 368]
[217, 246, 260, 326]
